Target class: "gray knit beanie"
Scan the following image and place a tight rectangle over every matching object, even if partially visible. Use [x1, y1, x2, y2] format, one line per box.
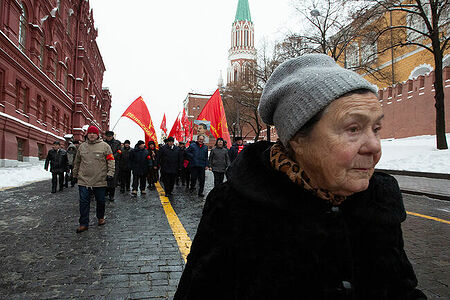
[258, 54, 378, 145]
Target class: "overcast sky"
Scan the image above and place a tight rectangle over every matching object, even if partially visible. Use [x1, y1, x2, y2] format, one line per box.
[89, 0, 300, 144]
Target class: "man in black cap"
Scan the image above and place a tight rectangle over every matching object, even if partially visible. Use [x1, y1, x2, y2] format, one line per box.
[44, 141, 69, 193]
[158, 137, 182, 196]
[118, 140, 132, 192]
[104, 131, 121, 201]
[227, 137, 245, 180]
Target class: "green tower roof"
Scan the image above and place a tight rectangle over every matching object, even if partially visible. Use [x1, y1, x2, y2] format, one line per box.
[234, 0, 252, 22]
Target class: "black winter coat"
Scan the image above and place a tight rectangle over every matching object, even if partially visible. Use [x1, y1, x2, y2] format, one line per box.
[105, 138, 121, 171]
[44, 149, 68, 173]
[158, 144, 182, 174]
[128, 147, 149, 176]
[175, 141, 426, 300]
[118, 146, 132, 171]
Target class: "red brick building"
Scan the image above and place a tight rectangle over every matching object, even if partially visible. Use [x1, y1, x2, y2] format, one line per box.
[0, 0, 111, 167]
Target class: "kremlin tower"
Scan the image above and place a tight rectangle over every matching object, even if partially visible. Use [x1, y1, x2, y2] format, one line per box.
[227, 0, 257, 85]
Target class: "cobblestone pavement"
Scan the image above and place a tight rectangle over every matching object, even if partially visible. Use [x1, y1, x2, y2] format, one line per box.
[0, 171, 448, 299]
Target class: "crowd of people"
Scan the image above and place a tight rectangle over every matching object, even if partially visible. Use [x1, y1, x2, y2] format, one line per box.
[44, 127, 247, 233]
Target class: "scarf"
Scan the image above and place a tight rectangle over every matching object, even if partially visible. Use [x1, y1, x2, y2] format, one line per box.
[269, 142, 346, 206]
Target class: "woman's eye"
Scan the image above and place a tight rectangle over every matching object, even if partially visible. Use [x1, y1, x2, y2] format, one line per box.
[374, 126, 382, 133]
[348, 127, 359, 133]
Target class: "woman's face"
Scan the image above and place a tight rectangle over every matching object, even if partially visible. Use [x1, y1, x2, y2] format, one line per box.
[217, 140, 224, 147]
[290, 92, 383, 196]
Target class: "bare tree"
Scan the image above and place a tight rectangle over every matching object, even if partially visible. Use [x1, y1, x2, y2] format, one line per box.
[358, 0, 449, 149]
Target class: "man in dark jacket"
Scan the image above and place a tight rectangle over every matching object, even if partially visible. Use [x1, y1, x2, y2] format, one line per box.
[129, 140, 149, 195]
[64, 134, 77, 187]
[227, 136, 245, 180]
[186, 135, 209, 197]
[104, 131, 121, 201]
[118, 140, 132, 192]
[158, 137, 182, 196]
[45, 141, 69, 193]
[147, 141, 159, 190]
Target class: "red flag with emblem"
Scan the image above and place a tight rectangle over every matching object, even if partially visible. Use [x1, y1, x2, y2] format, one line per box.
[121, 96, 158, 147]
[181, 109, 190, 140]
[160, 113, 167, 135]
[197, 89, 231, 146]
[168, 114, 182, 142]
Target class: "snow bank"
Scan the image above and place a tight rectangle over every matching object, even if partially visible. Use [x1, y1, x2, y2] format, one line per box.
[378, 134, 450, 174]
[0, 161, 51, 190]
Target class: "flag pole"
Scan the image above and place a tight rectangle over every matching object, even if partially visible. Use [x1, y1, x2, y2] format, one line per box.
[111, 117, 121, 131]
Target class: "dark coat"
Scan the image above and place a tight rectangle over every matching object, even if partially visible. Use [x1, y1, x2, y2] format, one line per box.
[186, 142, 209, 168]
[44, 149, 68, 173]
[208, 147, 230, 173]
[228, 142, 245, 163]
[118, 146, 132, 171]
[158, 144, 182, 174]
[147, 148, 158, 168]
[175, 141, 426, 300]
[128, 147, 149, 176]
[105, 138, 121, 171]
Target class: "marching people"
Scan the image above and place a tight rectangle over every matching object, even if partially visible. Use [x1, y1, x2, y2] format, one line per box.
[174, 54, 427, 299]
[64, 135, 77, 187]
[72, 126, 115, 233]
[176, 142, 186, 186]
[226, 136, 245, 179]
[104, 130, 121, 201]
[186, 134, 209, 198]
[158, 137, 182, 196]
[147, 141, 159, 191]
[118, 140, 132, 193]
[129, 140, 149, 195]
[208, 137, 230, 187]
[44, 141, 69, 193]
[228, 136, 245, 163]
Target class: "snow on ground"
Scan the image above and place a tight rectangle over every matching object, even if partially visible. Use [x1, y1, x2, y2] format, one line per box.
[0, 134, 448, 189]
[377, 134, 450, 174]
[0, 161, 51, 190]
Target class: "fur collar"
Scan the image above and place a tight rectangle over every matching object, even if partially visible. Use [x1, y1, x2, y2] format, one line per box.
[228, 141, 406, 224]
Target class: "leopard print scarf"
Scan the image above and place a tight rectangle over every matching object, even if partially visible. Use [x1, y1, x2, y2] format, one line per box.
[269, 141, 346, 206]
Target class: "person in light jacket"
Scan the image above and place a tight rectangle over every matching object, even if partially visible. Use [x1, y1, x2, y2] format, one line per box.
[73, 126, 115, 233]
[208, 138, 230, 187]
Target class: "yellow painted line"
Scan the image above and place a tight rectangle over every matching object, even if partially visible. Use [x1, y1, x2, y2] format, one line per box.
[407, 211, 450, 224]
[156, 181, 192, 263]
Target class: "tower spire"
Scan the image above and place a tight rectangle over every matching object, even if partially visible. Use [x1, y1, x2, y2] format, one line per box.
[235, 0, 252, 22]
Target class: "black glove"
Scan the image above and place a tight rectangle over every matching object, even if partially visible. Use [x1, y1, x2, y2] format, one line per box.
[73, 177, 78, 184]
[106, 175, 114, 189]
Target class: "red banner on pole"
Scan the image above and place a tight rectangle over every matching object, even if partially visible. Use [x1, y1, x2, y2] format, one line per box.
[160, 113, 167, 135]
[197, 89, 231, 146]
[168, 114, 182, 142]
[122, 96, 158, 147]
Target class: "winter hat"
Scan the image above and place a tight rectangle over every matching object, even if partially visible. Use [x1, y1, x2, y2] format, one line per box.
[136, 140, 145, 147]
[105, 130, 114, 137]
[258, 53, 378, 145]
[167, 137, 174, 142]
[124, 140, 131, 145]
[53, 141, 60, 145]
[87, 126, 100, 135]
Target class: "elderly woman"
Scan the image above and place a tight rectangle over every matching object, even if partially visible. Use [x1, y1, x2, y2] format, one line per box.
[174, 54, 426, 300]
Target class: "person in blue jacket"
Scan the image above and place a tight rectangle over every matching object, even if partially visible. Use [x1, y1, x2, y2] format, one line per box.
[186, 134, 209, 197]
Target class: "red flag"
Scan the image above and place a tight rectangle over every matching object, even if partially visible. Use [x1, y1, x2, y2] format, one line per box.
[168, 114, 181, 141]
[122, 96, 158, 147]
[160, 113, 167, 135]
[181, 109, 190, 139]
[197, 89, 231, 146]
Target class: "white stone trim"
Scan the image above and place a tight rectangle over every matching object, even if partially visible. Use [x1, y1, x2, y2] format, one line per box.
[0, 112, 64, 140]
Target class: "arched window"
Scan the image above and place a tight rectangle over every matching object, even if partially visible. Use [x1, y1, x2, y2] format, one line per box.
[234, 70, 238, 82]
[409, 64, 432, 79]
[18, 2, 27, 51]
[39, 36, 45, 70]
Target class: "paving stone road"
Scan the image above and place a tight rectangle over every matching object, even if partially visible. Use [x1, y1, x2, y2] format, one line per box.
[0, 171, 448, 299]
